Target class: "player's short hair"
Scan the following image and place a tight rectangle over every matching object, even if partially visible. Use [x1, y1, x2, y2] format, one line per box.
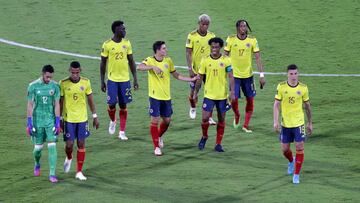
[111, 20, 124, 33]
[153, 41, 165, 53]
[236, 19, 252, 32]
[198, 14, 211, 23]
[42, 65, 54, 73]
[287, 64, 298, 71]
[208, 37, 224, 47]
[70, 61, 81, 69]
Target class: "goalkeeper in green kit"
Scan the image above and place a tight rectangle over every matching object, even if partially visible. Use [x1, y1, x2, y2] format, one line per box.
[26, 65, 61, 183]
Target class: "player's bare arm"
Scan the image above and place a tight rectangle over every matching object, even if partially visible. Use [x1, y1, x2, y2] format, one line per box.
[186, 48, 195, 77]
[171, 71, 199, 82]
[273, 99, 281, 132]
[255, 52, 266, 88]
[228, 71, 235, 101]
[59, 96, 64, 130]
[304, 101, 313, 135]
[27, 100, 33, 118]
[127, 54, 139, 90]
[193, 74, 204, 102]
[100, 56, 108, 92]
[137, 63, 163, 74]
[87, 94, 99, 129]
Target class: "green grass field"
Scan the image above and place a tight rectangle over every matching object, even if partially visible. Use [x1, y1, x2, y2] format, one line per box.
[0, 0, 360, 202]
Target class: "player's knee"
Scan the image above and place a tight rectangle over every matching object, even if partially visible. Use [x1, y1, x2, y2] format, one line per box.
[34, 144, 44, 150]
[108, 104, 116, 109]
[119, 103, 127, 109]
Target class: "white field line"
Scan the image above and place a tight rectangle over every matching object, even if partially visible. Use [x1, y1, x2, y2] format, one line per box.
[1, 38, 359, 77]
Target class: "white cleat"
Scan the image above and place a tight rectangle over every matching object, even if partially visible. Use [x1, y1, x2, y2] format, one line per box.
[109, 120, 116, 135]
[209, 117, 217, 125]
[159, 137, 164, 149]
[63, 157, 72, 173]
[242, 127, 253, 133]
[75, 171, 87, 181]
[154, 147, 162, 156]
[118, 131, 128, 141]
[293, 174, 300, 184]
[189, 107, 196, 119]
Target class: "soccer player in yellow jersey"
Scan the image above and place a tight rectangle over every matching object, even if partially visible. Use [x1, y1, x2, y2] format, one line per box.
[186, 14, 216, 124]
[100, 20, 138, 140]
[225, 20, 266, 133]
[273, 64, 313, 184]
[193, 37, 235, 152]
[60, 61, 99, 181]
[138, 41, 199, 156]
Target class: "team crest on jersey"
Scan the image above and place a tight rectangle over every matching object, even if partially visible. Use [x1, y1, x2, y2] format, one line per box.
[196, 40, 199, 43]
[80, 86, 85, 91]
[164, 64, 169, 69]
[285, 91, 288, 94]
[49, 89, 54, 95]
[37, 90, 41, 94]
[234, 44, 238, 47]
[297, 90, 301, 95]
[246, 43, 251, 48]
[219, 62, 224, 67]
[112, 47, 115, 51]
[67, 88, 71, 91]
[122, 45, 127, 49]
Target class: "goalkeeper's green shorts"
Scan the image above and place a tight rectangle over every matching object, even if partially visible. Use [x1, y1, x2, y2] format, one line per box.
[31, 126, 57, 144]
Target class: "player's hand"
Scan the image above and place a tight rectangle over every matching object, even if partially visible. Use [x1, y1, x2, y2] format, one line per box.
[133, 80, 139, 90]
[274, 122, 281, 133]
[230, 91, 236, 101]
[259, 77, 266, 89]
[306, 122, 313, 135]
[189, 69, 195, 78]
[191, 74, 200, 82]
[101, 81, 107, 92]
[93, 118, 99, 129]
[152, 66, 163, 74]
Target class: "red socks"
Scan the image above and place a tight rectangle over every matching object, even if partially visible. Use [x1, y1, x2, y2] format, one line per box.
[65, 147, 73, 160]
[188, 96, 196, 108]
[283, 149, 294, 162]
[108, 107, 116, 122]
[231, 98, 240, 124]
[150, 123, 159, 148]
[201, 120, 210, 138]
[159, 122, 169, 137]
[243, 97, 254, 128]
[216, 121, 225, 144]
[294, 150, 304, 174]
[119, 109, 127, 131]
[77, 148, 86, 172]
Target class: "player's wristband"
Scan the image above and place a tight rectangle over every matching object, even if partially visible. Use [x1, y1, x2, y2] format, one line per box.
[27, 117, 32, 126]
[55, 116, 60, 127]
[259, 72, 265, 78]
[92, 113, 98, 118]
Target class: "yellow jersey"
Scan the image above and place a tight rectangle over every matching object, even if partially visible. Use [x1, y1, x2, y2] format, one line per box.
[224, 35, 259, 78]
[198, 55, 232, 100]
[60, 77, 93, 123]
[186, 30, 216, 74]
[275, 81, 310, 128]
[101, 38, 133, 82]
[142, 56, 176, 100]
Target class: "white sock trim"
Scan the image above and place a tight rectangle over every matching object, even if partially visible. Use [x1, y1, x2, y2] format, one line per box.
[48, 142, 56, 147]
[34, 144, 43, 150]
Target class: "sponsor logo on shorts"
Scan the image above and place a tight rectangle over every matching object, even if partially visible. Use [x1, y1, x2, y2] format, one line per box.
[66, 133, 70, 138]
[203, 103, 207, 108]
[107, 96, 110, 101]
[149, 108, 153, 113]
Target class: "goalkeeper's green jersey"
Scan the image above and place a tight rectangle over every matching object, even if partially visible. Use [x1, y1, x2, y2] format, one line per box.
[27, 78, 60, 127]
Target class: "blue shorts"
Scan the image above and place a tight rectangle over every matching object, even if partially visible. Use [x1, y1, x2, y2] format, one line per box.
[190, 75, 206, 90]
[107, 80, 132, 105]
[202, 98, 231, 113]
[63, 121, 90, 141]
[234, 76, 256, 98]
[149, 97, 173, 117]
[279, 125, 306, 143]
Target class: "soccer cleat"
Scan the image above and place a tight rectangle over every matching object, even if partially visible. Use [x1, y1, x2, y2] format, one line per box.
[198, 137, 208, 150]
[34, 164, 41, 177]
[233, 118, 241, 129]
[118, 131, 128, 141]
[214, 144, 225, 152]
[75, 171, 87, 181]
[209, 117, 217, 125]
[159, 137, 164, 149]
[242, 126, 253, 133]
[154, 147, 162, 156]
[293, 174, 300, 184]
[108, 120, 116, 135]
[49, 175, 58, 183]
[189, 107, 196, 119]
[287, 156, 295, 175]
[63, 157, 72, 173]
